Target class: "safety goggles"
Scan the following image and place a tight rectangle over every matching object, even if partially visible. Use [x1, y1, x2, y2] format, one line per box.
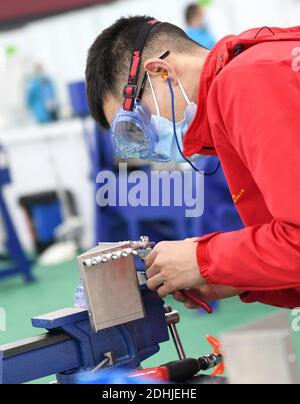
[110, 19, 170, 161]
[111, 50, 170, 161]
[111, 99, 160, 161]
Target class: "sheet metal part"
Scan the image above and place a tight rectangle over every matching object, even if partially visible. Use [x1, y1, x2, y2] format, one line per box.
[83, 236, 154, 267]
[78, 237, 154, 333]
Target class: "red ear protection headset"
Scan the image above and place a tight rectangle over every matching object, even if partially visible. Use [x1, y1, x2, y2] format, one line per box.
[123, 19, 161, 112]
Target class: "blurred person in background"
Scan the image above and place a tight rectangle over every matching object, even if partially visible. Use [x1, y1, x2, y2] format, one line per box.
[185, 3, 215, 49]
[26, 64, 58, 124]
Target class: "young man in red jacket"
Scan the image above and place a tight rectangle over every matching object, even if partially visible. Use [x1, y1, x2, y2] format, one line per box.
[86, 16, 300, 310]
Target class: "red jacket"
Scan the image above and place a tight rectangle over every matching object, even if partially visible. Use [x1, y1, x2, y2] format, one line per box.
[183, 26, 300, 309]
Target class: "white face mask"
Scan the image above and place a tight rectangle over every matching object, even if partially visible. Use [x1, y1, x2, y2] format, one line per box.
[148, 74, 201, 163]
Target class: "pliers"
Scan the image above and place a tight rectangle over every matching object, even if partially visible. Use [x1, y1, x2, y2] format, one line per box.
[180, 290, 213, 314]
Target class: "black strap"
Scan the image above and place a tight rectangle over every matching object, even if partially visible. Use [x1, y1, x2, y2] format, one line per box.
[123, 20, 160, 111]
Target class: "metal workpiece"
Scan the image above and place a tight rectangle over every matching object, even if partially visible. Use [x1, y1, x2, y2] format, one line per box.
[131, 236, 155, 250]
[77, 238, 157, 333]
[165, 305, 187, 361]
[83, 236, 154, 267]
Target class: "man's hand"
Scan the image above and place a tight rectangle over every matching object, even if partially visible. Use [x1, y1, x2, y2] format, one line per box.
[173, 285, 242, 309]
[145, 239, 204, 298]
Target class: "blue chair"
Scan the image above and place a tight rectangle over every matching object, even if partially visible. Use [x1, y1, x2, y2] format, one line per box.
[92, 125, 200, 244]
[68, 81, 90, 118]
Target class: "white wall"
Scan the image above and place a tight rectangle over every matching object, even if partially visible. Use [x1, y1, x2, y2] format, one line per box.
[208, 0, 300, 38]
[1, 119, 95, 251]
[20, 0, 194, 117]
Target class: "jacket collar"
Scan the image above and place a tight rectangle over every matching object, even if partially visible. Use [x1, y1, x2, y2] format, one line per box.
[183, 26, 300, 157]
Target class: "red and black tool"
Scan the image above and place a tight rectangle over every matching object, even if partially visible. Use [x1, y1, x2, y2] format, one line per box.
[130, 336, 224, 383]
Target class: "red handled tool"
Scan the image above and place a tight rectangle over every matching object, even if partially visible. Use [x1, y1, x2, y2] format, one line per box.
[130, 336, 224, 383]
[181, 290, 213, 314]
[207, 335, 225, 376]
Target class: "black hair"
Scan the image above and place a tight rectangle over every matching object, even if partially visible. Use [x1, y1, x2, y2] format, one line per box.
[185, 3, 202, 26]
[86, 15, 200, 129]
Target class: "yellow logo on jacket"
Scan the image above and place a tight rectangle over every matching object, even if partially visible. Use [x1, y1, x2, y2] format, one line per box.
[232, 189, 245, 204]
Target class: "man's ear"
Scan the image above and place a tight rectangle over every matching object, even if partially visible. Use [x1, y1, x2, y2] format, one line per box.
[144, 58, 178, 85]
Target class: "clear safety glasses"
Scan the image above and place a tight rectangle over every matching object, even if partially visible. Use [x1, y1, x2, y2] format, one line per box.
[110, 51, 171, 162]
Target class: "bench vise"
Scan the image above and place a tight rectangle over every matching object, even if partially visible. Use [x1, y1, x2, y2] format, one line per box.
[0, 237, 185, 384]
[0, 287, 171, 384]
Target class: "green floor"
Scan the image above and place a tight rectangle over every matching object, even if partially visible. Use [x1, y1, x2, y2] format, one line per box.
[0, 260, 280, 383]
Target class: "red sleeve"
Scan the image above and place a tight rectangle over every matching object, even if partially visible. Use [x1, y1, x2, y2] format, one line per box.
[197, 62, 300, 308]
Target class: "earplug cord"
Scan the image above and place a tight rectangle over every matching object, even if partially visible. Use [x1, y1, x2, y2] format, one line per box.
[168, 79, 220, 177]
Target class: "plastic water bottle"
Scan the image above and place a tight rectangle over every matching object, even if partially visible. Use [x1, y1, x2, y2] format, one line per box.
[74, 280, 87, 309]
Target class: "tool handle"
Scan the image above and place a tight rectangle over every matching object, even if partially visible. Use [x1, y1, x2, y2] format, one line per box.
[181, 290, 213, 314]
[131, 359, 200, 383]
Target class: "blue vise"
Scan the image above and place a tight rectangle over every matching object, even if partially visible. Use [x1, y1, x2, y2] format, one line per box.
[0, 287, 169, 384]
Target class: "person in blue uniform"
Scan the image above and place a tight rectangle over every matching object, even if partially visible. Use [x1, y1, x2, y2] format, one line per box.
[185, 3, 216, 49]
[26, 64, 58, 124]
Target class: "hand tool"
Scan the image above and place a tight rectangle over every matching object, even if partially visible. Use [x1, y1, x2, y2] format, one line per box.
[181, 290, 213, 314]
[130, 336, 224, 383]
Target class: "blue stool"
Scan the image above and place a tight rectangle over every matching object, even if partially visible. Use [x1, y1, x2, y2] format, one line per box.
[0, 146, 34, 282]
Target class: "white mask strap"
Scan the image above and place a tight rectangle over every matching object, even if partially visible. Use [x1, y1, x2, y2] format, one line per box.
[147, 73, 160, 119]
[178, 78, 191, 105]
